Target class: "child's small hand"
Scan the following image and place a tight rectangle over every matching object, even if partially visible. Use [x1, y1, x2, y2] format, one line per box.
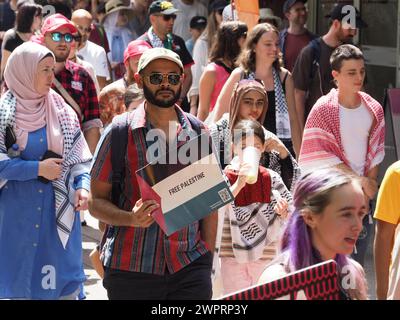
[237, 162, 253, 185]
[274, 198, 289, 219]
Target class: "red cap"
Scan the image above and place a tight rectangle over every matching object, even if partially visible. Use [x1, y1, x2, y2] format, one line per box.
[41, 13, 77, 36]
[124, 40, 152, 64]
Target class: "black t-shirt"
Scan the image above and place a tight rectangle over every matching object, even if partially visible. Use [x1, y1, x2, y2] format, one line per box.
[265, 90, 277, 134]
[0, 2, 16, 32]
[138, 32, 194, 68]
[292, 38, 336, 117]
[2, 29, 24, 53]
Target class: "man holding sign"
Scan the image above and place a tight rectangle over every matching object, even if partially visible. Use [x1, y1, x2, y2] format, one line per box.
[89, 48, 218, 300]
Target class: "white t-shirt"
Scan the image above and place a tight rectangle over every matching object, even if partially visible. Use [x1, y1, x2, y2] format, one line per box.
[339, 102, 373, 176]
[223, 4, 238, 21]
[78, 40, 111, 80]
[172, 0, 208, 41]
[188, 35, 208, 97]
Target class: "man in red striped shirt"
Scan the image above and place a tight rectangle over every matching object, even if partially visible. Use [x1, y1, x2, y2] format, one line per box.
[89, 47, 217, 300]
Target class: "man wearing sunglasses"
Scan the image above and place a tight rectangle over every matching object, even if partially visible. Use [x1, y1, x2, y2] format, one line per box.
[72, 9, 111, 91]
[138, 0, 194, 113]
[41, 14, 102, 155]
[90, 48, 217, 300]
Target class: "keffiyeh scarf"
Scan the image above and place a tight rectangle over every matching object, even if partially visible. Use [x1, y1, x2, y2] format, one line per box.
[299, 89, 385, 175]
[247, 69, 292, 139]
[221, 166, 289, 263]
[148, 27, 173, 50]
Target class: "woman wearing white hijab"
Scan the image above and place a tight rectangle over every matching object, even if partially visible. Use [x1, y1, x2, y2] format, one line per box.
[0, 42, 92, 300]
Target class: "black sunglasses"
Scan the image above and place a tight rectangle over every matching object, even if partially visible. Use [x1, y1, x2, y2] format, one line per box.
[147, 73, 182, 86]
[51, 32, 74, 43]
[162, 14, 177, 21]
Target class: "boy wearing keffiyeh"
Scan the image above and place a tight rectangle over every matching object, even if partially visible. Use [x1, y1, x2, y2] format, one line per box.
[299, 44, 385, 266]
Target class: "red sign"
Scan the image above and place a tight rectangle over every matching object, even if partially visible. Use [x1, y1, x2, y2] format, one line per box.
[222, 260, 341, 300]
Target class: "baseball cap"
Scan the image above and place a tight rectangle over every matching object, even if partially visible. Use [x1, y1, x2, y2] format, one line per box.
[16, 0, 34, 9]
[41, 13, 77, 36]
[190, 16, 207, 30]
[148, 0, 180, 16]
[209, 0, 227, 12]
[137, 48, 183, 73]
[124, 40, 152, 64]
[283, 0, 307, 13]
[325, 4, 367, 28]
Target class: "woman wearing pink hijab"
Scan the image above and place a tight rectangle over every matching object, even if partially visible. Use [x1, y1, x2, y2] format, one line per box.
[0, 41, 92, 300]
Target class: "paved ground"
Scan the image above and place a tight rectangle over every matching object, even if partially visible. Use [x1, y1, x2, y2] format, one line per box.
[81, 213, 107, 300]
[364, 225, 377, 300]
[81, 214, 378, 300]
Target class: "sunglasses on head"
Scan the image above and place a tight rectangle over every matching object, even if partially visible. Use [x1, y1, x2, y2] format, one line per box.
[147, 72, 181, 85]
[50, 32, 74, 43]
[161, 14, 177, 21]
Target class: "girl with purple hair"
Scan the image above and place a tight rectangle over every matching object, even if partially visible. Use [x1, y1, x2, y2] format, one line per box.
[258, 168, 368, 299]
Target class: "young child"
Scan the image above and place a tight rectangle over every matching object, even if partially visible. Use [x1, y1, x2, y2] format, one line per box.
[215, 119, 293, 296]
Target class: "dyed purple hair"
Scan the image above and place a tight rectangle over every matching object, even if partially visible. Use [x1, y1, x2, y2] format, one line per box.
[280, 168, 358, 272]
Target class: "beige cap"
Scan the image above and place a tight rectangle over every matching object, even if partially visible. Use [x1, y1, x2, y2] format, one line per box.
[137, 48, 184, 73]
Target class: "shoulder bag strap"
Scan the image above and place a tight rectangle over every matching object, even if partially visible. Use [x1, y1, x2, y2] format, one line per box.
[52, 77, 83, 120]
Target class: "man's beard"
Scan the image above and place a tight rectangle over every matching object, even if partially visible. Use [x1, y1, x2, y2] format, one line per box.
[54, 50, 70, 63]
[142, 83, 181, 108]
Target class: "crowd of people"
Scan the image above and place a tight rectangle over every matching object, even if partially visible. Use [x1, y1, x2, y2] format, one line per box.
[0, 0, 399, 301]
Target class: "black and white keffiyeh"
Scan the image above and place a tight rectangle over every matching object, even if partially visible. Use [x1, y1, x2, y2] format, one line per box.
[247, 69, 292, 139]
[0, 90, 92, 249]
[225, 168, 292, 263]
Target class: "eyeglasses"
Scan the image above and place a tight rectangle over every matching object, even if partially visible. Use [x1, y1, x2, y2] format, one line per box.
[50, 32, 74, 43]
[146, 73, 182, 85]
[161, 14, 177, 21]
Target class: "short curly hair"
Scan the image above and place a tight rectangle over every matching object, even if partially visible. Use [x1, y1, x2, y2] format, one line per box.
[330, 44, 364, 72]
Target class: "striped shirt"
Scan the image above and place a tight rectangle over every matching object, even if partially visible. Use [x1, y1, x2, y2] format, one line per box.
[91, 102, 209, 274]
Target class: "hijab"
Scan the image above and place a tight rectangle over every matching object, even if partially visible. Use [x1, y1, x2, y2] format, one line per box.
[229, 79, 268, 134]
[4, 41, 63, 155]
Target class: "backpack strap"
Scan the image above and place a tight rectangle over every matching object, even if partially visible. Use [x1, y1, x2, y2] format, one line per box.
[186, 112, 228, 168]
[111, 112, 130, 206]
[185, 112, 203, 133]
[309, 38, 322, 81]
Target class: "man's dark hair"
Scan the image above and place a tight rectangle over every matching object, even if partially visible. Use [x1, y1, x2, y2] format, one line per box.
[16, 3, 42, 33]
[330, 44, 364, 72]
